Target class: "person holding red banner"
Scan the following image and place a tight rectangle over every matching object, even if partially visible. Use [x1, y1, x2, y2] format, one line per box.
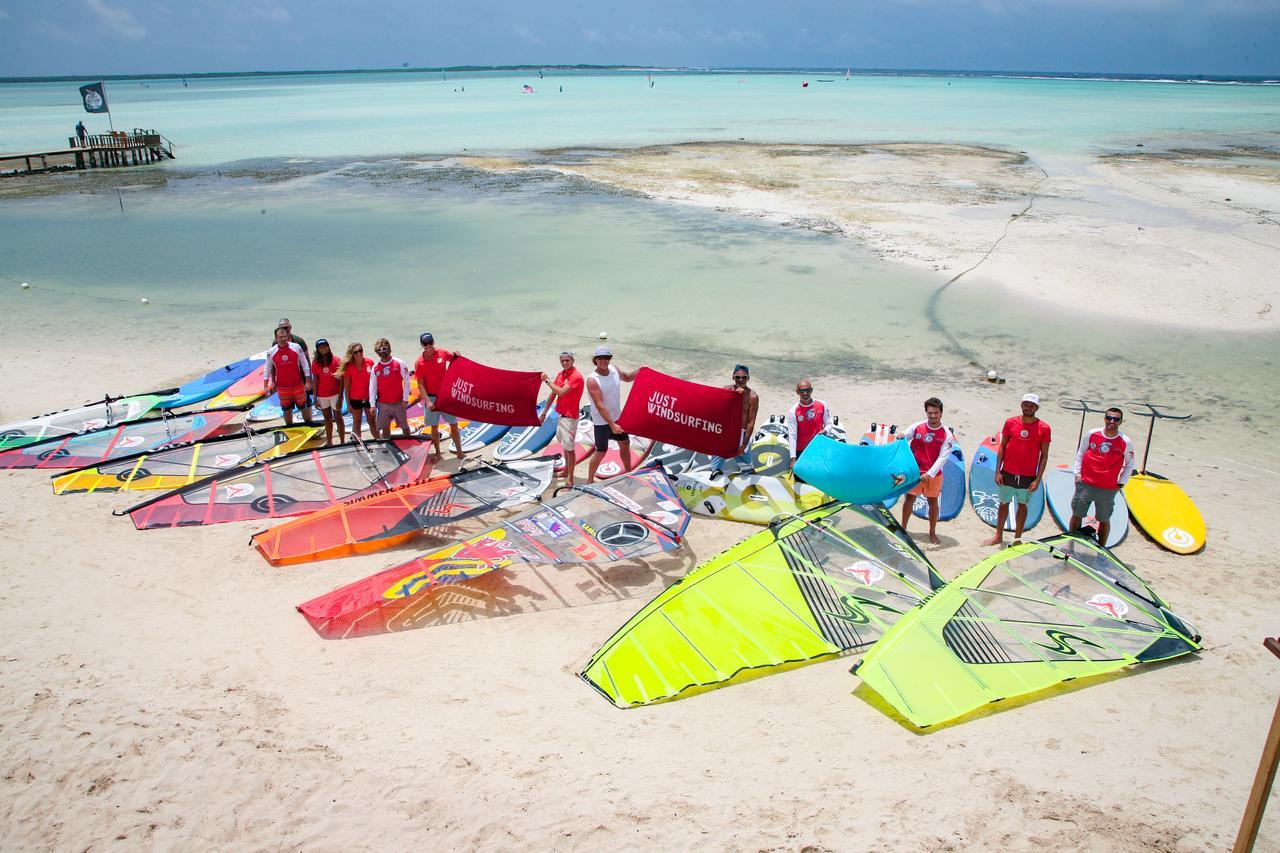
[415, 332, 464, 460]
[369, 338, 412, 439]
[710, 363, 760, 476]
[540, 350, 586, 486]
[585, 345, 639, 483]
[786, 380, 832, 465]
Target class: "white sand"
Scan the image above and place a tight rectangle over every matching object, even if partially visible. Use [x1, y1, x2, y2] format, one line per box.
[462, 143, 1280, 333]
[1, 325, 1278, 850]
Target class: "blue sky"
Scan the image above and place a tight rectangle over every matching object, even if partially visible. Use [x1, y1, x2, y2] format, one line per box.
[2, 0, 1278, 77]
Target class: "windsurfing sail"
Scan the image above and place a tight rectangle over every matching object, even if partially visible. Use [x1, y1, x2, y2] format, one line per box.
[297, 463, 689, 639]
[0, 410, 241, 471]
[580, 502, 943, 708]
[794, 435, 919, 505]
[159, 356, 263, 409]
[0, 393, 171, 451]
[52, 426, 319, 494]
[852, 533, 1201, 728]
[203, 364, 268, 410]
[252, 458, 555, 566]
[123, 437, 434, 529]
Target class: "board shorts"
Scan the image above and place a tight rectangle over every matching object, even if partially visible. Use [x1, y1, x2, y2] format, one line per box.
[1071, 481, 1118, 519]
[376, 401, 408, 432]
[423, 395, 457, 427]
[316, 394, 341, 411]
[908, 472, 943, 499]
[997, 471, 1037, 504]
[277, 385, 308, 409]
[347, 397, 371, 410]
[593, 423, 629, 452]
[557, 416, 579, 450]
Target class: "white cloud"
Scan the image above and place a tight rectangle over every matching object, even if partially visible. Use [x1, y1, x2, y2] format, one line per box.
[508, 23, 540, 44]
[83, 0, 148, 40]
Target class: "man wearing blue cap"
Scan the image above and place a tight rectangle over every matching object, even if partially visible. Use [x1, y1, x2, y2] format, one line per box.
[415, 332, 464, 460]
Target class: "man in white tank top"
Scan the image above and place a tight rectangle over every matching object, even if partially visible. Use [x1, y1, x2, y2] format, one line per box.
[585, 344, 640, 483]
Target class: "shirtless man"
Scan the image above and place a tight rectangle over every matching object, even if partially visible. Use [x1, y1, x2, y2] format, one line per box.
[710, 364, 760, 475]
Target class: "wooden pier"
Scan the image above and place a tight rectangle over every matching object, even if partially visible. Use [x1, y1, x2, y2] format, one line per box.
[0, 130, 175, 176]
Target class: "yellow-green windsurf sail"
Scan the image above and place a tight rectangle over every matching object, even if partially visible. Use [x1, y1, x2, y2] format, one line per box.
[852, 533, 1201, 728]
[580, 502, 944, 707]
[52, 426, 319, 494]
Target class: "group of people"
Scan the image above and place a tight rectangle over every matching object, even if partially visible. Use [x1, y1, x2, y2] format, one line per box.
[262, 319, 1134, 543]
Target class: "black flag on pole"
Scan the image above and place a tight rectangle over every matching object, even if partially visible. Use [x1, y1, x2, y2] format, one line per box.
[79, 82, 109, 113]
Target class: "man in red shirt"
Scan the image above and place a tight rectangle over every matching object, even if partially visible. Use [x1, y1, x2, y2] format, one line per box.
[264, 325, 313, 428]
[982, 393, 1052, 546]
[540, 350, 586, 486]
[370, 337, 412, 439]
[785, 380, 832, 464]
[414, 332, 464, 460]
[1070, 406, 1135, 543]
[900, 396, 957, 544]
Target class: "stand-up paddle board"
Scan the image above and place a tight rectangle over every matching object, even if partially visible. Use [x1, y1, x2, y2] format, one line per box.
[459, 420, 510, 452]
[1125, 472, 1204, 554]
[911, 444, 966, 522]
[1123, 403, 1205, 555]
[968, 434, 1044, 532]
[494, 406, 560, 461]
[1044, 464, 1128, 547]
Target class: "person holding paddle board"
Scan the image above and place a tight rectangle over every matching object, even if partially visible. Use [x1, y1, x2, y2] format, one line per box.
[982, 393, 1052, 546]
[540, 350, 586, 486]
[1069, 406, 1135, 544]
[585, 345, 639, 484]
[900, 397, 957, 545]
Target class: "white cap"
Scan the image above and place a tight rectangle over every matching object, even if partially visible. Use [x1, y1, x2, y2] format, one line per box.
[1022, 393, 1040, 406]
[593, 345, 613, 358]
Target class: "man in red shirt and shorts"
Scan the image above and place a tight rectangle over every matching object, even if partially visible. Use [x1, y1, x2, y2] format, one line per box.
[900, 396, 956, 544]
[982, 393, 1052, 546]
[540, 350, 586, 486]
[415, 332, 465, 460]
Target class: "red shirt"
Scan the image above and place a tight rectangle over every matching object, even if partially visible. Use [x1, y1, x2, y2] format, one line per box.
[344, 357, 373, 401]
[268, 343, 306, 389]
[373, 358, 409, 404]
[553, 367, 585, 418]
[905, 421, 955, 475]
[794, 400, 828, 457]
[1078, 428, 1134, 490]
[312, 359, 342, 397]
[1000, 416, 1051, 477]
[415, 348, 455, 396]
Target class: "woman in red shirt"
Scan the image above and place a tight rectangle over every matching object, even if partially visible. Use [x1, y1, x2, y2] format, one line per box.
[311, 339, 345, 446]
[338, 342, 374, 441]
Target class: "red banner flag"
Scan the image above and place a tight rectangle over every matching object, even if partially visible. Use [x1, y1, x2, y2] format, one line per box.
[431, 357, 541, 427]
[617, 367, 744, 457]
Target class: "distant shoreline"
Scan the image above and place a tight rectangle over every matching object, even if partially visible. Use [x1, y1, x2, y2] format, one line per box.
[2, 66, 1277, 86]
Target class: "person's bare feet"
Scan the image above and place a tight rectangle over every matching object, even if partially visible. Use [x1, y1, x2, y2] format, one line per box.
[928, 533, 941, 545]
[981, 534, 1003, 546]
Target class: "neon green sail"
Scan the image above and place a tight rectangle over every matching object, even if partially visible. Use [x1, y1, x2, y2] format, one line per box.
[580, 502, 944, 708]
[853, 534, 1201, 728]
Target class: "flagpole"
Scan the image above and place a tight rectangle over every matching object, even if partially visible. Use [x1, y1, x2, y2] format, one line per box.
[105, 83, 115, 133]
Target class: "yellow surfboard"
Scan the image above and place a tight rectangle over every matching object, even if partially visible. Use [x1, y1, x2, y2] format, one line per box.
[1123, 472, 1205, 555]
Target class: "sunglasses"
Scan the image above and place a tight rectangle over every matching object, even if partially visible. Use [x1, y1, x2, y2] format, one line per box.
[353, 348, 363, 353]
[733, 375, 748, 381]
[376, 348, 390, 354]
[1104, 415, 1122, 422]
[797, 388, 813, 394]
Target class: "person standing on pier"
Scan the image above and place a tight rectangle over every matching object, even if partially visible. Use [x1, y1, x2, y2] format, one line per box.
[75, 121, 87, 147]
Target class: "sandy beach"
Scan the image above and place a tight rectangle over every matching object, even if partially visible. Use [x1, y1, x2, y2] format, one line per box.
[2, 138, 1280, 851]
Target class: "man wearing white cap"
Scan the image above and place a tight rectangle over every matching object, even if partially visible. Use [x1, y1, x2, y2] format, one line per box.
[584, 344, 639, 483]
[982, 393, 1052, 546]
[540, 350, 586, 486]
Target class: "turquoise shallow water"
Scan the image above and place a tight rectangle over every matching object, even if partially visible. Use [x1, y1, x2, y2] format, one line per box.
[3, 71, 1280, 165]
[1, 71, 1277, 446]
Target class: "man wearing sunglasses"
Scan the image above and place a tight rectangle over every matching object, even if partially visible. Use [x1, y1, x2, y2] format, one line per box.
[585, 345, 640, 483]
[785, 380, 831, 466]
[1068, 406, 1135, 544]
[709, 364, 759, 476]
[369, 337, 412, 439]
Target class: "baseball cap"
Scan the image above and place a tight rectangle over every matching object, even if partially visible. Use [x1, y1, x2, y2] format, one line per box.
[419, 332, 434, 345]
[315, 338, 329, 347]
[277, 318, 291, 329]
[594, 345, 613, 358]
[1022, 393, 1040, 406]
[560, 350, 575, 358]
